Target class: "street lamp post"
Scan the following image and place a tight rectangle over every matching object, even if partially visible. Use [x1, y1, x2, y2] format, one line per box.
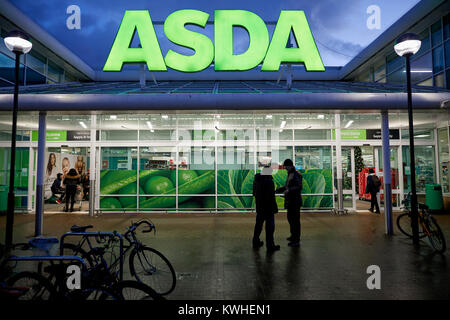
[3, 30, 32, 249]
[394, 33, 422, 246]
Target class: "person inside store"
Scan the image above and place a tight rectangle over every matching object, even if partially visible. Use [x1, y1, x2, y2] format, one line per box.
[366, 168, 381, 214]
[252, 162, 280, 252]
[63, 168, 81, 212]
[82, 170, 90, 201]
[276, 159, 303, 247]
[51, 173, 65, 204]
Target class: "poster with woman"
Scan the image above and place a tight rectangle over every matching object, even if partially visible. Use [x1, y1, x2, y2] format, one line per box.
[44, 152, 61, 199]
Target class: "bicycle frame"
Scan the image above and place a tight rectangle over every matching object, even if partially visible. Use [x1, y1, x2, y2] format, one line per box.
[59, 232, 124, 281]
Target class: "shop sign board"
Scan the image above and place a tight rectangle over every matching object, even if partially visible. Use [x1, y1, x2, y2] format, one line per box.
[332, 129, 367, 140]
[32, 130, 97, 142]
[103, 10, 324, 73]
[32, 130, 67, 142]
[366, 129, 400, 140]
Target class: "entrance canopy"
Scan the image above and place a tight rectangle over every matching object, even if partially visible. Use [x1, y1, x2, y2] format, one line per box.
[0, 80, 449, 111]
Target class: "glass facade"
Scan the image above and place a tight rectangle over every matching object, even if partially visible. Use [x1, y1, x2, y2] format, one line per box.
[1, 111, 448, 213]
[0, 27, 80, 87]
[350, 13, 450, 89]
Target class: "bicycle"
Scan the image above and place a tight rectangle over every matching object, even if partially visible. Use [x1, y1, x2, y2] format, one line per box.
[60, 219, 176, 296]
[397, 193, 447, 253]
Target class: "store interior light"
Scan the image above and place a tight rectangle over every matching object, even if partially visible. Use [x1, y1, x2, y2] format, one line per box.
[79, 121, 87, 129]
[110, 115, 117, 120]
[266, 115, 273, 119]
[317, 114, 325, 119]
[280, 120, 287, 129]
[146, 121, 154, 132]
[344, 120, 354, 128]
[162, 115, 169, 119]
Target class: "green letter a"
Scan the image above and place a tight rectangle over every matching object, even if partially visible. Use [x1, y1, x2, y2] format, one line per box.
[262, 11, 324, 71]
[103, 10, 166, 71]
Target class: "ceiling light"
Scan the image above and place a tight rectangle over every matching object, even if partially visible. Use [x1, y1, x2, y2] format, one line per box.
[317, 114, 325, 119]
[110, 115, 117, 120]
[79, 121, 87, 129]
[266, 115, 272, 119]
[280, 120, 287, 129]
[344, 120, 353, 128]
[162, 115, 169, 119]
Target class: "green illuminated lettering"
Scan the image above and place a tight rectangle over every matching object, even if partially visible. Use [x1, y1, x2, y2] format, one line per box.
[214, 10, 269, 71]
[262, 11, 324, 71]
[103, 10, 166, 72]
[164, 10, 214, 72]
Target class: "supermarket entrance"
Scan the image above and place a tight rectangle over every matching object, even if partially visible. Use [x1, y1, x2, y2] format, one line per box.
[43, 146, 91, 212]
[339, 145, 402, 212]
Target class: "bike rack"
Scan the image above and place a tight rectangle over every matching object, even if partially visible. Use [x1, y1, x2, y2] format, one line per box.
[8, 255, 88, 270]
[59, 232, 124, 281]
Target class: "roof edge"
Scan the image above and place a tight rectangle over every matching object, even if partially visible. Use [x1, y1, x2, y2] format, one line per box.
[339, 0, 446, 80]
[0, 0, 95, 80]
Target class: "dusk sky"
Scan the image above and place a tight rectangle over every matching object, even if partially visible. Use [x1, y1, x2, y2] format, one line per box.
[10, 0, 421, 70]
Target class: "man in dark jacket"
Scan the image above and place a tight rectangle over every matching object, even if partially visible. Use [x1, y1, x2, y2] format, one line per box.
[276, 159, 302, 247]
[253, 165, 280, 252]
[63, 168, 81, 212]
[366, 168, 380, 214]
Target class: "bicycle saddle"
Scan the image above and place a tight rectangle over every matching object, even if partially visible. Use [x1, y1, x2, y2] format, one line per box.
[70, 225, 93, 233]
[418, 203, 429, 210]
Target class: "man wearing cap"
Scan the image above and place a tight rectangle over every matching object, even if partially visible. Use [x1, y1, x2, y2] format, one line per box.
[276, 159, 303, 247]
[252, 163, 280, 252]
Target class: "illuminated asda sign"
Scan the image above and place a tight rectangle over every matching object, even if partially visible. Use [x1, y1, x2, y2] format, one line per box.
[103, 10, 324, 73]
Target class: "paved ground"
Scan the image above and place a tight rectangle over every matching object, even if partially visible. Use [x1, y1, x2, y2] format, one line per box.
[1, 211, 450, 300]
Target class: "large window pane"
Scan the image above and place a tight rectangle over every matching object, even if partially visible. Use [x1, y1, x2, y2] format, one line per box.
[431, 20, 442, 47]
[386, 67, 406, 84]
[446, 40, 450, 68]
[432, 45, 444, 73]
[0, 147, 29, 209]
[402, 145, 436, 193]
[415, 29, 430, 57]
[411, 52, 432, 83]
[374, 59, 386, 81]
[387, 52, 403, 74]
[139, 146, 176, 196]
[294, 146, 333, 208]
[178, 147, 215, 198]
[438, 128, 449, 193]
[100, 147, 138, 210]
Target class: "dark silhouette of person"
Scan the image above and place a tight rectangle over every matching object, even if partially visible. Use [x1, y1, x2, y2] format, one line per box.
[51, 173, 65, 203]
[276, 159, 302, 247]
[63, 168, 80, 212]
[252, 165, 280, 252]
[366, 168, 380, 213]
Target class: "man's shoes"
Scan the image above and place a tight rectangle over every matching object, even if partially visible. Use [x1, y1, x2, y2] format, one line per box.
[267, 245, 280, 252]
[253, 240, 264, 249]
[286, 236, 293, 241]
[374, 211, 381, 214]
[368, 208, 374, 212]
[288, 241, 300, 247]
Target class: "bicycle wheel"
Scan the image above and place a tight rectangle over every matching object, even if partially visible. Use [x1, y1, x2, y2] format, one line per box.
[129, 246, 176, 296]
[426, 216, 447, 253]
[396, 213, 426, 238]
[115, 280, 165, 300]
[7, 271, 57, 300]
